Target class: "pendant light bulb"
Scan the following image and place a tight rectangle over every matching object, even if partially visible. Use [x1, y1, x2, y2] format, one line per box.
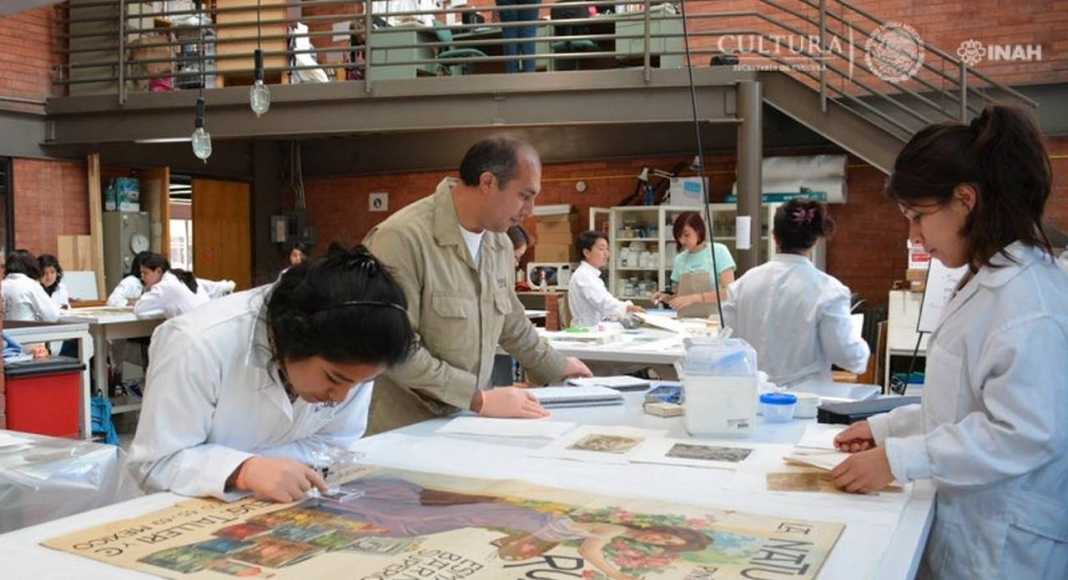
[191, 96, 212, 163]
[249, 49, 271, 117]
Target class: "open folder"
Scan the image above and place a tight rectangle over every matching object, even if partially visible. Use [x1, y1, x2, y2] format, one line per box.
[530, 386, 624, 408]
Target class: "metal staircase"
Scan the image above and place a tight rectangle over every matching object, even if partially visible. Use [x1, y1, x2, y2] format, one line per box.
[744, 0, 1038, 173]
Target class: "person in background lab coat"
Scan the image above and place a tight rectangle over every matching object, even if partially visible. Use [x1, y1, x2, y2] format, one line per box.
[722, 199, 868, 388]
[569, 230, 643, 327]
[38, 254, 71, 310]
[134, 253, 209, 319]
[2, 249, 60, 322]
[128, 244, 415, 502]
[197, 277, 237, 299]
[832, 106, 1068, 579]
[106, 250, 152, 307]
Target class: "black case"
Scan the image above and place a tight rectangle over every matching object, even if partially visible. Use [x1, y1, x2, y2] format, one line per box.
[817, 396, 921, 424]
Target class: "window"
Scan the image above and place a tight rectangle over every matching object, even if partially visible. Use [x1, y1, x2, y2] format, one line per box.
[169, 218, 193, 270]
[0, 158, 13, 257]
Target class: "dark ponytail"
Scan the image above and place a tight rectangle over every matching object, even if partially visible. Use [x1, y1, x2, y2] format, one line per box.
[171, 269, 198, 293]
[773, 198, 835, 253]
[886, 105, 1053, 268]
[140, 252, 198, 293]
[266, 243, 415, 367]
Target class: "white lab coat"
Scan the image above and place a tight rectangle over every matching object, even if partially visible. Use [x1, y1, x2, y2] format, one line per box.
[48, 282, 71, 310]
[722, 253, 869, 387]
[106, 275, 144, 307]
[868, 242, 1068, 579]
[128, 286, 374, 500]
[2, 273, 61, 322]
[197, 277, 237, 299]
[1059, 249, 1068, 273]
[133, 271, 210, 319]
[568, 261, 631, 327]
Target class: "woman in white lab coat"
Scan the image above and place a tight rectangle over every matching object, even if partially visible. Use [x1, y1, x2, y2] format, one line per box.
[2, 250, 60, 322]
[831, 106, 1068, 579]
[133, 253, 209, 318]
[128, 244, 415, 503]
[722, 199, 869, 387]
[106, 250, 151, 307]
[38, 254, 71, 310]
[568, 230, 643, 327]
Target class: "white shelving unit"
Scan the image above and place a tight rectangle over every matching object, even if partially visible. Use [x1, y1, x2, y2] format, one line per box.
[607, 204, 781, 302]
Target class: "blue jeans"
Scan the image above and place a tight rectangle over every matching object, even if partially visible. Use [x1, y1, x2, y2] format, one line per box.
[497, 0, 541, 73]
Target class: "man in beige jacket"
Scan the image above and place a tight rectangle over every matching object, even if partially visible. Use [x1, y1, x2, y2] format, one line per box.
[365, 136, 592, 434]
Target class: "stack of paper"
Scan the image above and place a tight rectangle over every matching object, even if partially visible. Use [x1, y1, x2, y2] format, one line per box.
[566, 376, 651, 392]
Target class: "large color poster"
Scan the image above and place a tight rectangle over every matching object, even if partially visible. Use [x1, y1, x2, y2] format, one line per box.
[44, 467, 844, 579]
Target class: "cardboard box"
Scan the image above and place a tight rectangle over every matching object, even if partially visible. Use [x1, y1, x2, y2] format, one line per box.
[669, 177, 709, 207]
[905, 268, 927, 283]
[537, 230, 575, 246]
[535, 243, 577, 263]
[536, 215, 577, 234]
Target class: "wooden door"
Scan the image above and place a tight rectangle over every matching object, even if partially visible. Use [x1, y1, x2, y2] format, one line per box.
[141, 166, 170, 256]
[192, 179, 252, 290]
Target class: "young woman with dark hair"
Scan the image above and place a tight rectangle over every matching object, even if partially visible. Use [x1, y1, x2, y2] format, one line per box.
[568, 230, 643, 327]
[722, 199, 869, 387]
[106, 250, 153, 307]
[288, 241, 311, 267]
[506, 224, 531, 262]
[3, 249, 60, 322]
[38, 254, 70, 310]
[128, 244, 415, 503]
[831, 106, 1068, 579]
[133, 252, 209, 318]
[652, 211, 736, 317]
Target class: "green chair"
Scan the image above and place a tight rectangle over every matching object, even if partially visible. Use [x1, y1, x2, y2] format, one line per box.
[433, 23, 487, 76]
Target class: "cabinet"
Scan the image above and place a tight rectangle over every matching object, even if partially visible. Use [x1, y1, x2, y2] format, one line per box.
[606, 204, 780, 303]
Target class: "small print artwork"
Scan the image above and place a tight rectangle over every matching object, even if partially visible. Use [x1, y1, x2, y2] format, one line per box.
[209, 560, 263, 577]
[215, 523, 270, 541]
[568, 434, 645, 454]
[139, 546, 219, 574]
[666, 443, 753, 463]
[271, 524, 332, 543]
[194, 538, 254, 554]
[230, 538, 320, 568]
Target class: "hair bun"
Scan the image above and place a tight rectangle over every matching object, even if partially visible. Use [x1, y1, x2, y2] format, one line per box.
[325, 243, 381, 275]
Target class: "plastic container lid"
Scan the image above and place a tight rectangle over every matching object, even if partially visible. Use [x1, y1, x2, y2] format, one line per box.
[759, 393, 798, 406]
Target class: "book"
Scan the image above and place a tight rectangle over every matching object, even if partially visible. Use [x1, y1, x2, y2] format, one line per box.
[530, 386, 624, 408]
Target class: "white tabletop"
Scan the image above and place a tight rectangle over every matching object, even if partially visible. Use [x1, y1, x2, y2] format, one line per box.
[61, 306, 163, 325]
[540, 327, 686, 365]
[0, 393, 933, 580]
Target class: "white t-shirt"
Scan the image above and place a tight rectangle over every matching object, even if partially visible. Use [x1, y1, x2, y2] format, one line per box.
[459, 226, 485, 265]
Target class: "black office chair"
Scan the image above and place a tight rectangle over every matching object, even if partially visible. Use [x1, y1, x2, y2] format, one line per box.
[550, 2, 598, 71]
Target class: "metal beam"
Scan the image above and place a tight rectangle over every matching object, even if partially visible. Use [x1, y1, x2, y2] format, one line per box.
[0, 0, 63, 16]
[45, 69, 752, 146]
[736, 80, 763, 272]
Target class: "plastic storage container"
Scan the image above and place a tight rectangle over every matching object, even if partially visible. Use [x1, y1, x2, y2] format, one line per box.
[681, 337, 758, 437]
[759, 393, 798, 422]
[4, 356, 86, 438]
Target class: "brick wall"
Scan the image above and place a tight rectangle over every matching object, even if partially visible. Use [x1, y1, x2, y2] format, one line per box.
[0, 5, 62, 100]
[304, 135, 1068, 307]
[12, 158, 91, 257]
